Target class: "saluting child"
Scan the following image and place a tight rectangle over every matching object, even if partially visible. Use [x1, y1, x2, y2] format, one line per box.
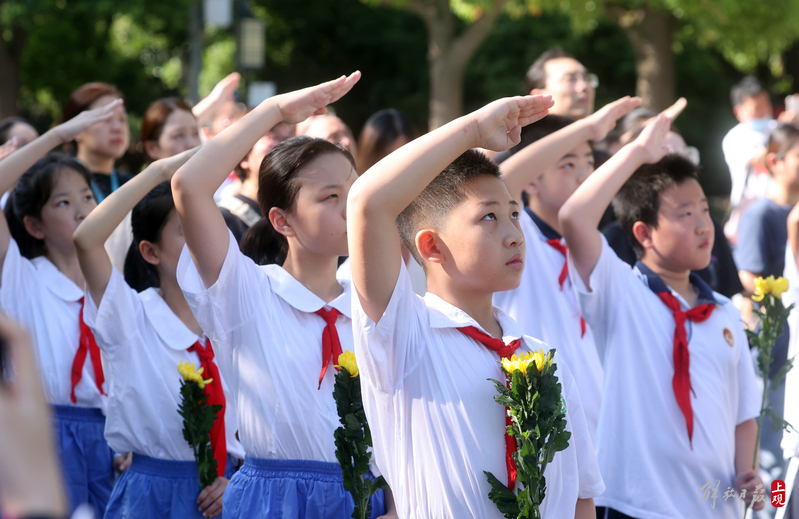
[559, 115, 764, 518]
[170, 74, 390, 518]
[0, 101, 123, 517]
[346, 94, 603, 518]
[73, 147, 245, 518]
[495, 96, 641, 439]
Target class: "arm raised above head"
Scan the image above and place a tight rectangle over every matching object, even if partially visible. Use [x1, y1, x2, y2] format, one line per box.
[171, 72, 361, 288]
[501, 96, 641, 202]
[559, 114, 671, 289]
[348, 95, 553, 322]
[74, 147, 200, 305]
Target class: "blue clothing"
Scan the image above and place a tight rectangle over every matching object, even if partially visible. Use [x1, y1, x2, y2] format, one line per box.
[734, 197, 792, 277]
[53, 405, 115, 518]
[104, 454, 238, 519]
[223, 457, 386, 519]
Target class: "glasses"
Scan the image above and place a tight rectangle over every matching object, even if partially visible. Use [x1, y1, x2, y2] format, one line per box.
[558, 72, 599, 89]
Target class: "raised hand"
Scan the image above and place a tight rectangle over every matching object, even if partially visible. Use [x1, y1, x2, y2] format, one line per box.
[631, 113, 671, 164]
[0, 138, 18, 162]
[209, 72, 240, 104]
[471, 94, 553, 151]
[586, 96, 642, 141]
[662, 97, 687, 122]
[52, 98, 124, 144]
[278, 71, 361, 125]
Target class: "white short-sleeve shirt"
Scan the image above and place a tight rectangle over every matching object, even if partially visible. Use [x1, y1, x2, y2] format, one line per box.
[782, 245, 799, 458]
[722, 121, 777, 208]
[0, 238, 106, 409]
[177, 230, 354, 461]
[352, 261, 604, 519]
[494, 210, 603, 441]
[83, 267, 245, 461]
[569, 235, 761, 518]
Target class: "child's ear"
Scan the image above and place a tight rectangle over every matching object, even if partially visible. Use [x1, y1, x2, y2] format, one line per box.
[268, 207, 295, 238]
[632, 221, 654, 252]
[766, 152, 780, 172]
[22, 215, 45, 240]
[416, 229, 444, 265]
[139, 240, 161, 266]
[525, 181, 540, 199]
[239, 151, 252, 175]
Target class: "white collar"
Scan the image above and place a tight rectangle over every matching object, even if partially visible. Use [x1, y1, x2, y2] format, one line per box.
[263, 264, 352, 319]
[140, 288, 204, 351]
[32, 256, 84, 302]
[423, 292, 523, 344]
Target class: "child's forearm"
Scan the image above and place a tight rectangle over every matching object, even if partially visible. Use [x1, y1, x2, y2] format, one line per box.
[174, 99, 282, 201]
[735, 418, 759, 475]
[561, 143, 644, 234]
[0, 130, 62, 195]
[501, 119, 593, 200]
[351, 114, 478, 219]
[75, 160, 169, 249]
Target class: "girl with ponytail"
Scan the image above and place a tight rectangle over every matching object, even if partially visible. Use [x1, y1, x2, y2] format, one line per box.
[170, 74, 391, 518]
[73, 148, 244, 518]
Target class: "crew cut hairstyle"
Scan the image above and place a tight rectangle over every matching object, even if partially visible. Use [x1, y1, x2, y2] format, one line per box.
[525, 47, 575, 93]
[397, 149, 501, 267]
[612, 154, 700, 259]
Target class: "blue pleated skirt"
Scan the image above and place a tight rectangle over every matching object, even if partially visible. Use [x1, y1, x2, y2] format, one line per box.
[222, 456, 386, 519]
[53, 404, 115, 519]
[104, 453, 238, 519]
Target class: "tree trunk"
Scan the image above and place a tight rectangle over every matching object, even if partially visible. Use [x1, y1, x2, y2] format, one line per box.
[617, 4, 675, 111]
[0, 25, 24, 118]
[408, 0, 508, 130]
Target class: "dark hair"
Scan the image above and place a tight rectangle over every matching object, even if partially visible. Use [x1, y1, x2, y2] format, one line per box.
[0, 117, 32, 145]
[398, 149, 501, 267]
[240, 136, 356, 265]
[122, 182, 175, 291]
[612, 154, 700, 259]
[4, 152, 92, 259]
[141, 97, 194, 145]
[356, 109, 417, 173]
[767, 123, 799, 162]
[730, 76, 767, 107]
[525, 47, 575, 93]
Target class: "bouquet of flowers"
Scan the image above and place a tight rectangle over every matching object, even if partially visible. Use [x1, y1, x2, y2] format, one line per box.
[743, 276, 795, 517]
[177, 360, 222, 488]
[332, 351, 388, 519]
[485, 349, 571, 519]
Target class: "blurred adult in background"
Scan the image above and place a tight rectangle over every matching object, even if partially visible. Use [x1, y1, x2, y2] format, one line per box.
[219, 122, 294, 243]
[141, 97, 201, 162]
[526, 47, 597, 120]
[723, 76, 777, 243]
[296, 114, 357, 158]
[62, 82, 130, 202]
[355, 109, 416, 173]
[63, 83, 131, 271]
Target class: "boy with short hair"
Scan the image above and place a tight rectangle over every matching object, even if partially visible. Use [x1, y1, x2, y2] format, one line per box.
[559, 115, 764, 518]
[495, 96, 641, 439]
[347, 95, 604, 518]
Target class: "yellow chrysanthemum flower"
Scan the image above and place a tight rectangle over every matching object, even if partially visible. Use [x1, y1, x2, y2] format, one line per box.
[501, 350, 550, 375]
[177, 361, 213, 390]
[752, 276, 790, 302]
[335, 351, 359, 378]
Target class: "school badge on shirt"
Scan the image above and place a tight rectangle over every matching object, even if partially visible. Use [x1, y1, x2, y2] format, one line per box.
[723, 328, 734, 347]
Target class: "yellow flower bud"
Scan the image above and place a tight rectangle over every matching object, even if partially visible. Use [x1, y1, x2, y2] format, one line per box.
[335, 350, 359, 378]
[752, 276, 790, 302]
